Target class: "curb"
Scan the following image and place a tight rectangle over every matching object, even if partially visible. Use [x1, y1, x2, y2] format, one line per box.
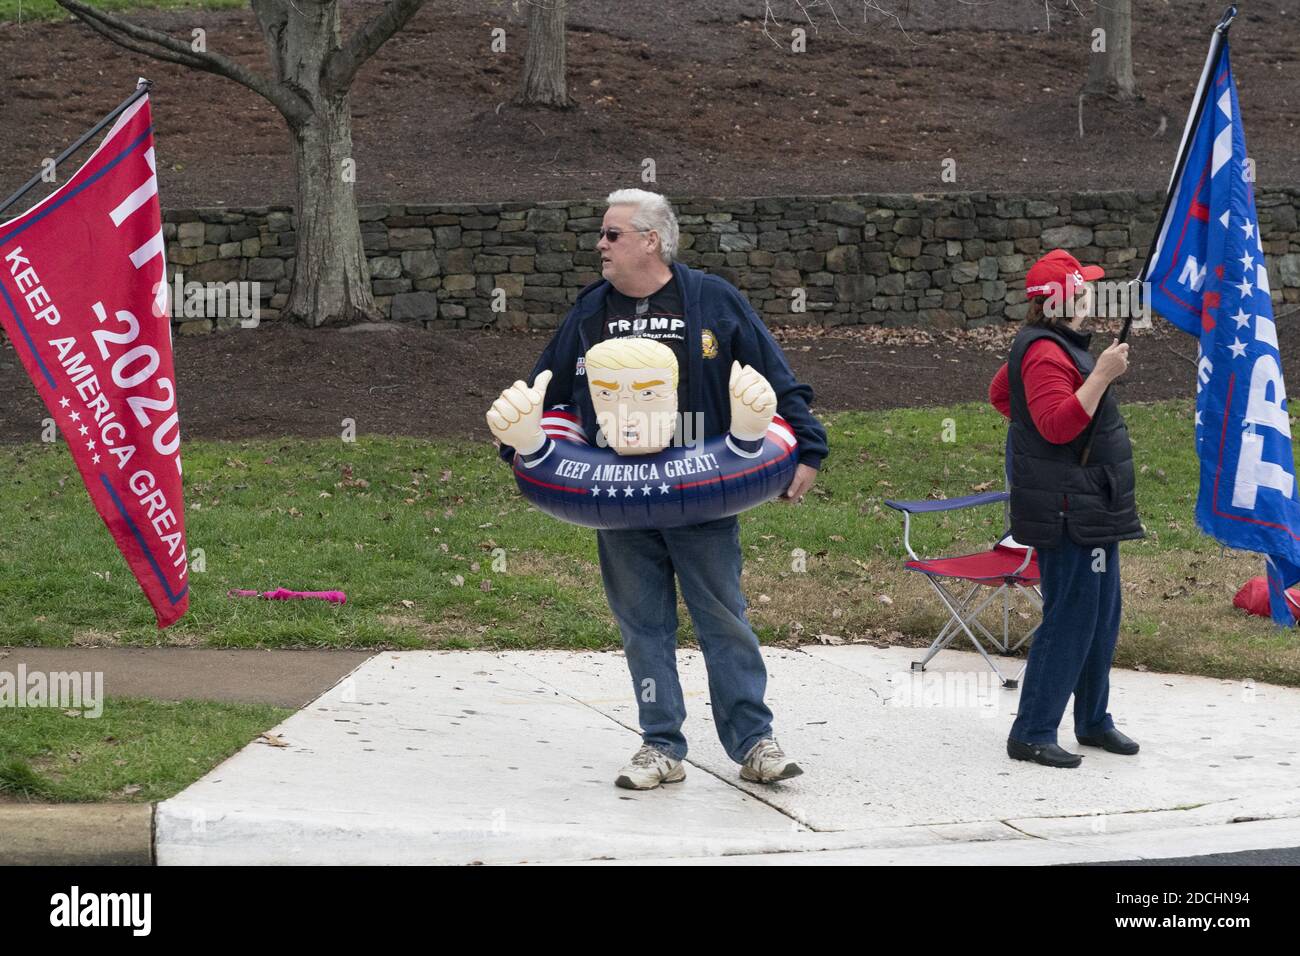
[0, 802, 154, 865]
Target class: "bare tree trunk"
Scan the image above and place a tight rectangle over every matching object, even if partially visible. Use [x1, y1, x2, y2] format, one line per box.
[288, 98, 377, 326]
[56, 0, 425, 328]
[251, 0, 377, 325]
[520, 0, 571, 108]
[1085, 0, 1138, 100]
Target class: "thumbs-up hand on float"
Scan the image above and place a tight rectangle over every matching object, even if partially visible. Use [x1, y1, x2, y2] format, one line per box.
[486, 369, 553, 457]
[728, 361, 777, 442]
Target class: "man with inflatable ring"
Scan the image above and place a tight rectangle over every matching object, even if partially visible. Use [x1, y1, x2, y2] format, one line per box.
[490, 188, 828, 790]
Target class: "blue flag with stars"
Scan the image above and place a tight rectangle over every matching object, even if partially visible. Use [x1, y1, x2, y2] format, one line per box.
[1142, 36, 1300, 625]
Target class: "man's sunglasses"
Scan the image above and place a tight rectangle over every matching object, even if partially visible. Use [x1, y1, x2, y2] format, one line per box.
[598, 227, 651, 242]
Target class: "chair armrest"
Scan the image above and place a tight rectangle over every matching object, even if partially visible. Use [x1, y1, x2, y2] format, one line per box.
[884, 491, 1009, 514]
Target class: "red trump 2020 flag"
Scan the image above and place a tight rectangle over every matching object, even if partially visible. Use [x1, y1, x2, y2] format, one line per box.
[0, 93, 188, 628]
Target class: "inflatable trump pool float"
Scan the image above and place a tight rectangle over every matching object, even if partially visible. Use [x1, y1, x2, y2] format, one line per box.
[486, 337, 798, 529]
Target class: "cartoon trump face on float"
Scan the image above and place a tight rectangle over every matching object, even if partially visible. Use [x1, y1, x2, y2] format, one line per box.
[485, 337, 780, 464]
[585, 337, 679, 455]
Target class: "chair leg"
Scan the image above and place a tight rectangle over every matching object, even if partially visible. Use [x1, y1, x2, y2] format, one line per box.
[923, 577, 1014, 687]
[913, 581, 981, 670]
[959, 586, 1010, 650]
[911, 575, 1042, 689]
[1002, 589, 1011, 654]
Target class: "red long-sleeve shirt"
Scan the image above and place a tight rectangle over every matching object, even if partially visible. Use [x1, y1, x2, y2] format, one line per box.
[989, 339, 1092, 444]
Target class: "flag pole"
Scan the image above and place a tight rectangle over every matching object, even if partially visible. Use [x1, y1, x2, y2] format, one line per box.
[0, 78, 153, 220]
[1137, 6, 1237, 289]
[1079, 7, 1237, 466]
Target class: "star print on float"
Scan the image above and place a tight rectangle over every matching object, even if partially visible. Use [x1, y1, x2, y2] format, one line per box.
[511, 409, 799, 530]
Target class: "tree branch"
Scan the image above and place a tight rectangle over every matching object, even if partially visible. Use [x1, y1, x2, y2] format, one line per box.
[55, 0, 313, 126]
[322, 0, 427, 97]
[74, 13, 211, 73]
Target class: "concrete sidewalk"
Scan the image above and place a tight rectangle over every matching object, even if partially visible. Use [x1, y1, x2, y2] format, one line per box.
[155, 646, 1300, 865]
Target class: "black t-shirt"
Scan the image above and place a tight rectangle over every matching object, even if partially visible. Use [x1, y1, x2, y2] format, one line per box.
[600, 274, 689, 410]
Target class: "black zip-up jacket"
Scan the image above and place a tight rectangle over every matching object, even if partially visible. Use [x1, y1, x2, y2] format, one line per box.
[496, 261, 829, 470]
[1007, 323, 1144, 548]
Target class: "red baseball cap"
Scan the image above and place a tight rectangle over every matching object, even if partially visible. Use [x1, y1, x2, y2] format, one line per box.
[1025, 249, 1104, 300]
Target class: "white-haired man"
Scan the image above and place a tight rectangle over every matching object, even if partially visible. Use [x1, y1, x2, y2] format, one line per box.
[497, 189, 829, 789]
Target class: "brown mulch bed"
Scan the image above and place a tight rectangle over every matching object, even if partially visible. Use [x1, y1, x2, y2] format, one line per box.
[2, 316, 1285, 444]
[1, 1, 1297, 209]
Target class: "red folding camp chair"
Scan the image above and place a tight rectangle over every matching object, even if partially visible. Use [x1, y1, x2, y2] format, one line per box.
[884, 491, 1041, 688]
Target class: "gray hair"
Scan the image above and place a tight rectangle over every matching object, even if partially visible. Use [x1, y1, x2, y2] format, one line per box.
[606, 188, 679, 265]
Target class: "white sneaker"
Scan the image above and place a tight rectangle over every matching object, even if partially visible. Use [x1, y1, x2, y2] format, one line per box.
[615, 744, 686, 790]
[740, 738, 803, 783]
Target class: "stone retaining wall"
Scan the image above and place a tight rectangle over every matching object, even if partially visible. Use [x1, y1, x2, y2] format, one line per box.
[162, 189, 1300, 333]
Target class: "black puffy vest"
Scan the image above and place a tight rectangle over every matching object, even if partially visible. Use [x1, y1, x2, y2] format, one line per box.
[1006, 324, 1144, 548]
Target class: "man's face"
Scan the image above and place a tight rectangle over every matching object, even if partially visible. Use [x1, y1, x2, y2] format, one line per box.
[598, 204, 658, 291]
[589, 365, 678, 455]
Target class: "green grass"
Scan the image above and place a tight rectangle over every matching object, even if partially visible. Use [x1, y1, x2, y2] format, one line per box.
[1, 399, 1298, 684]
[0, 696, 289, 802]
[0, 433, 618, 649]
[0, 0, 245, 22]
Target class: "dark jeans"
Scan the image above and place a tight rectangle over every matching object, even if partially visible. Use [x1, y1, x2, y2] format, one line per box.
[1010, 531, 1121, 746]
[595, 514, 774, 764]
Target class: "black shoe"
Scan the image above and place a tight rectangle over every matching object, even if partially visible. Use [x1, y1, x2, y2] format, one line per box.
[1076, 727, 1140, 755]
[1007, 738, 1083, 768]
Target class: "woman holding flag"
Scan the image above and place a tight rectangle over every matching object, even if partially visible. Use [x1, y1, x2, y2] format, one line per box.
[988, 250, 1145, 769]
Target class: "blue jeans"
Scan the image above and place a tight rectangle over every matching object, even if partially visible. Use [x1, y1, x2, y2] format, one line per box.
[1010, 532, 1121, 745]
[595, 514, 774, 764]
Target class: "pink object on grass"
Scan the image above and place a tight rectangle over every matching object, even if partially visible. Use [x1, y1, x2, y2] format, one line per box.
[227, 588, 347, 605]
